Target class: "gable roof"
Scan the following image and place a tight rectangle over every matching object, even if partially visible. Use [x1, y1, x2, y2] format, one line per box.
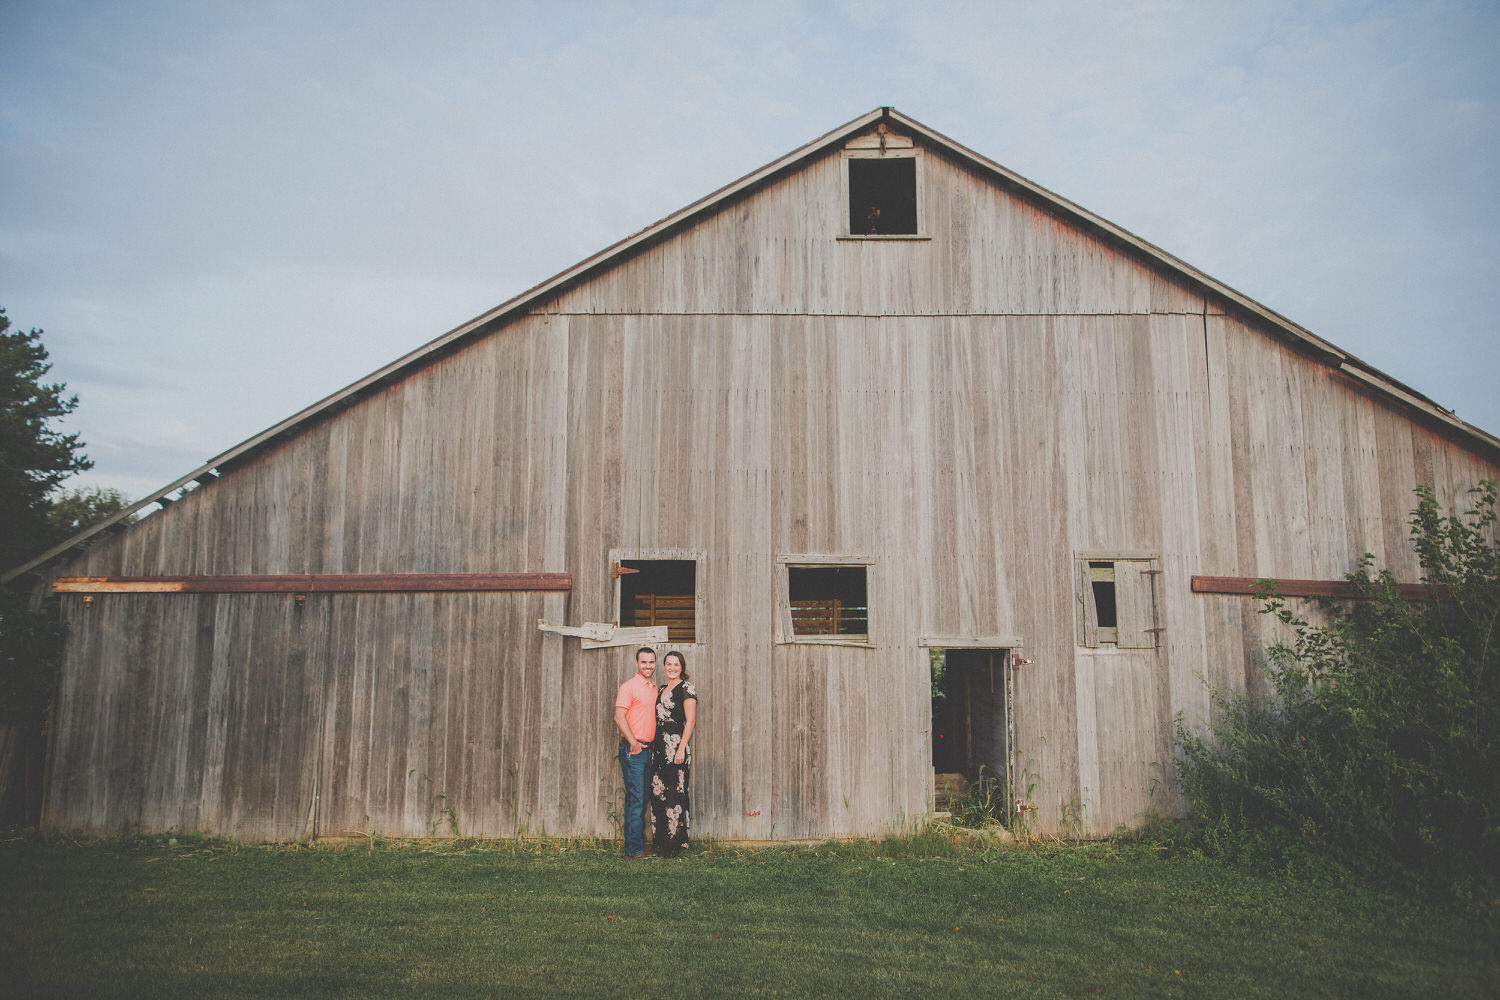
[8, 106, 1497, 582]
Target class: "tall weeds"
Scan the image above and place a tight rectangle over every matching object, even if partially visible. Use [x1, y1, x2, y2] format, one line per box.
[1175, 482, 1499, 900]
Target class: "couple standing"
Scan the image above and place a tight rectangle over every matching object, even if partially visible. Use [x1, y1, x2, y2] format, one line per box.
[614, 646, 697, 858]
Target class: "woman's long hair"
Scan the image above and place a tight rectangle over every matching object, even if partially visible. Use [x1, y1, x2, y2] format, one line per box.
[664, 650, 689, 681]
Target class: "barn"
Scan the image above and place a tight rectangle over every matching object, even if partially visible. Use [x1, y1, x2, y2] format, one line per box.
[14, 107, 1499, 842]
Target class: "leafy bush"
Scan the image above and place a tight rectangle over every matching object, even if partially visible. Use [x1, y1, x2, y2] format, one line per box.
[1175, 482, 1499, 898]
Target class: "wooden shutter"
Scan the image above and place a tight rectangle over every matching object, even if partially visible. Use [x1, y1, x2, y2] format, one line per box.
[1115, 560, 1160, 649]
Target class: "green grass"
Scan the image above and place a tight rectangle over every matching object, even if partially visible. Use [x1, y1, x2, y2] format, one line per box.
[2, 829, 1495, 999]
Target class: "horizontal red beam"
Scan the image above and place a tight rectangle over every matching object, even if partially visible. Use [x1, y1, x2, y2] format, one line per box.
[1191, 575, 1428, 601]
[53, 573, 572, 595]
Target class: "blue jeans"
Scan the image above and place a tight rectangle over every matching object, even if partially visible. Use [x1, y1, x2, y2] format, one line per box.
[619, 739, 651, 855]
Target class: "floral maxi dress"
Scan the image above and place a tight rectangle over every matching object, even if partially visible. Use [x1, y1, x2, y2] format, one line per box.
[651, 680, 696, 856]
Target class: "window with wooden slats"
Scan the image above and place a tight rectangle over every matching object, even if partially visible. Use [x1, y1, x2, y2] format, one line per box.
[619, 559, 696, 643]
[784, 563, 869, 641]
[1076, 554, 1162, 649]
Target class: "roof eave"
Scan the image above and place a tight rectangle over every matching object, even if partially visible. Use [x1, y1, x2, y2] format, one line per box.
[882, 109, 1499, 456]
[1, 108, 892, 584]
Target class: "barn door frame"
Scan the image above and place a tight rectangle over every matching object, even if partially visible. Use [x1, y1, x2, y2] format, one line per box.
[920, 637, 1021, 825]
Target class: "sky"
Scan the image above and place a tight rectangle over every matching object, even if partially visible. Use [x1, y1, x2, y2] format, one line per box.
[3, 0, 1497, 502]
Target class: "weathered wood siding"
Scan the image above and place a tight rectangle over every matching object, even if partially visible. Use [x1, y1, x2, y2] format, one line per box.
[45, 132, 1500, 839]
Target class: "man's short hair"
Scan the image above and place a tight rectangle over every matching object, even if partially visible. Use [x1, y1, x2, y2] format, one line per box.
[635, 646, 657, 661]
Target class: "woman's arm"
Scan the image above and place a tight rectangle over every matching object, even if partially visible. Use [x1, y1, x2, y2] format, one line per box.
[675, 697, 696, 764]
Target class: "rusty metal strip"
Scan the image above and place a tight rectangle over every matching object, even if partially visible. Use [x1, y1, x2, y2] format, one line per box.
[53, 573, 573, 595]
[1191, 575, 1428, 601]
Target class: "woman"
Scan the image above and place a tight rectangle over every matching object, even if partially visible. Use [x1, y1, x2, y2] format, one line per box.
[650, 649, 697, 857]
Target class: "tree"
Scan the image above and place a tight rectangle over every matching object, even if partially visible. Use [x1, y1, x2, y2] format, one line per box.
[1175, 482, 1500, 898]
[0, 307, 100, 824]
[0, 307, 93, 571]
[0, 488, 128, 739]
[46, 485, 134, 542]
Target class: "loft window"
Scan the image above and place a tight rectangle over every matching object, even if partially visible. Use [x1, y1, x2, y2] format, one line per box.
[839, 127, 925, 240]
[1076, 554, 1161, 649]
[847, 157, 917, 235]
[619, 559, 697, 643]
[777, 556, 873, 645]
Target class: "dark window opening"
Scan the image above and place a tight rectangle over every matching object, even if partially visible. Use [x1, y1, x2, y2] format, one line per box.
[848, 157, 917, 235]
[789, 566, 868, 638]
[1090, 561, 1118, 630]
[620, 559, 696, 642]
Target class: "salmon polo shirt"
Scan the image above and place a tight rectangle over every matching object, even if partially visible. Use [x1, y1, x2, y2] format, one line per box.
[615, 673, 658, 744]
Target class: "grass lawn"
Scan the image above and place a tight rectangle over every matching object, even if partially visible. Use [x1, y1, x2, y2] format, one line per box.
[2, 830, 1495, 999]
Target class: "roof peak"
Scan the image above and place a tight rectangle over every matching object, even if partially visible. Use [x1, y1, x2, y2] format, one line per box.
[6, 107, 1494, 582]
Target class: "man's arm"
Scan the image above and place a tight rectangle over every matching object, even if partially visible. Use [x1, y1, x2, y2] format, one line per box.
[614, 705, 642, 753]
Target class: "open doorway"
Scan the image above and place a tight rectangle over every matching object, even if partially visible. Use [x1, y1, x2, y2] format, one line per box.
[931, 648, 1011, 820]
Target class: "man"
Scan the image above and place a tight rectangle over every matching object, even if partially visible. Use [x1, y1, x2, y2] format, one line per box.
[614, 646, 658, 858]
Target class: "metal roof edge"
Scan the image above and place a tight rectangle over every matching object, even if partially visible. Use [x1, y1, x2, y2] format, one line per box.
[1, 108, 892, 583]
[883, 110, 1349, 355]
[882, 109, 1500, 458]
[2, 464, 217, 583]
